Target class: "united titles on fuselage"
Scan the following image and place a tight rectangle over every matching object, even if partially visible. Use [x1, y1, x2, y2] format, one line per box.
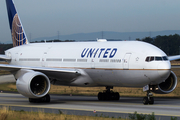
[81, 48, 117, 58]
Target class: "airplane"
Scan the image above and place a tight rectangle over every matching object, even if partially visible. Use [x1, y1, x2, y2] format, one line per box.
[0, 0, 180, 105]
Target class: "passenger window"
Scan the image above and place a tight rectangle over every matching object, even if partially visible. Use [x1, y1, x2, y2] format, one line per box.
[150, 56, 154, 61]
[155, 57, 162, 61]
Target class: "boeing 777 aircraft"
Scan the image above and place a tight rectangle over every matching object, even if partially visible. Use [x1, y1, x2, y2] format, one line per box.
[0, 0, 180, 105]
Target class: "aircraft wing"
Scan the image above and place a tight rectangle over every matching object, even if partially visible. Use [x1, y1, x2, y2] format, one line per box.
[168, 55, 180, 61]
[0, 64, 81, 82]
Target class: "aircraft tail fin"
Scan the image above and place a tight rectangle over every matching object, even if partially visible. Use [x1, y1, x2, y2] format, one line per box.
[6, 0, 29, 47]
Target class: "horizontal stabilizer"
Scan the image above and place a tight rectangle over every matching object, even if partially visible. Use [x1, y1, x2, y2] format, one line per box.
[0, 55, 11, 60]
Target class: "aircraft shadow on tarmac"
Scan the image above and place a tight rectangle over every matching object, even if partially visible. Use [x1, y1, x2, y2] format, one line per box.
[44, 96, 180, 105]
[2, 94, 179, 105]
[27, 96, 146, 105]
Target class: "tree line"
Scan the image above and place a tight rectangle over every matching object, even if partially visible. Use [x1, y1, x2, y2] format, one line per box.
[0, 34, 180, 55]
[0, 43, 13, 54]
[137, 34, 180, 55]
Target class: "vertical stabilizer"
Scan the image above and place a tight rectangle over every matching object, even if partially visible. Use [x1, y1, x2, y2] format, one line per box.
[6, 0, 29, 47]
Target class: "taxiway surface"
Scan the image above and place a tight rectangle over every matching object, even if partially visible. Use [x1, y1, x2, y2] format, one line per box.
[0, 93, 180, 119]
[0, 74, 180, 119]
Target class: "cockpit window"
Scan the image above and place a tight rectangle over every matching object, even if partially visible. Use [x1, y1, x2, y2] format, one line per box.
[145, 56, 168, 62]
[145, 57, 150, 62]
[155, 57, 162, 61]
[150, 56, 154, 61]
[162, 56, 168, 61]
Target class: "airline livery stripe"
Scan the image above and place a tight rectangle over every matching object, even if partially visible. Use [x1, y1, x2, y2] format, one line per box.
[57, 67, 170, 71]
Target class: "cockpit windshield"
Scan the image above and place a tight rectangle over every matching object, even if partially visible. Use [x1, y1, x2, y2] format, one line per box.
[145, 56, 168, 62]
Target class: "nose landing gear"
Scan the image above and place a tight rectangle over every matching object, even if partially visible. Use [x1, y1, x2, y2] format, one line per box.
[143, 90, 154, 105]
[98, 86, 120, 101]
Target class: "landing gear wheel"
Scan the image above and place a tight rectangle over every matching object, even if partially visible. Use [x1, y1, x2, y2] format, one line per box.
[97, 86, 120, 101]
[114, 92, 120, 100]
[98, 92, 103, 100]
[106, 93, 111, 100]
[143, 90, 154, 105]
[29, 94, 50, 103]
[29, 98, 40, 103]
[29, 98, 33, 103]
[148, 97, 154, 105]
[43, 94, 50, 103]
[143, 97, 149, 105]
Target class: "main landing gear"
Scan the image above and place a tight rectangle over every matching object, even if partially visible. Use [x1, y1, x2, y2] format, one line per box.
[29, 94, 50, 103]
[98, 86, 120, 101]
[143, 90, 154, 105]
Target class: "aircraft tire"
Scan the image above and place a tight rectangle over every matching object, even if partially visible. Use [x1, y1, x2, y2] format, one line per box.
[29, 98, 33, 103]
[115, 92, 120, 100]
[98, 92, 120, 101]
[148, 97, 154, 105]
[29, 94, 50, 103]
[143, 97, 149, 105]
[98, 92, 103, 100]
[43, 94, 50, 103]
[29, 98, 40, 103]
[106, 93, 111, 100]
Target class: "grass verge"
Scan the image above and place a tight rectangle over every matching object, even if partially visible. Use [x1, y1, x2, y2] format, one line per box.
[0, 107, 178, 120]
[0, 106, 127, 120]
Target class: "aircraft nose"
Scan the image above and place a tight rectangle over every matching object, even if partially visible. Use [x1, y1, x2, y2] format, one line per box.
[158, 61, 171, 70]
[157, 62, 171, 79]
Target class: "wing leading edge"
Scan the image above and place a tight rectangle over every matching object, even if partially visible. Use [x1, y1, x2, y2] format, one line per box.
[168, 55, 180, 61]
[0, 64, 81, 82]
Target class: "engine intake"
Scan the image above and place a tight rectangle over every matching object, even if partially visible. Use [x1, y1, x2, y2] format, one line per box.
[151, 71, 177, 94]
[16, 71, 50, 98]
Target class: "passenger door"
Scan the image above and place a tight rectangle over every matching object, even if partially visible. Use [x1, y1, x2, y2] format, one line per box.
[123, 53, 131, 70]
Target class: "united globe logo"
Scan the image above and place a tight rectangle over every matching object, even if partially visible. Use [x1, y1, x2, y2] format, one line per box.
[12, 14, 27, 47]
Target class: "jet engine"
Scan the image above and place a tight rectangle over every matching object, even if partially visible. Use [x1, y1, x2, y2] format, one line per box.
[16, 71, 50, 98]
[151, 71, 177, 94]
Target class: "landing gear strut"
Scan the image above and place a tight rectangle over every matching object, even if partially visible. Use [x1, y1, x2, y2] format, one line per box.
[98, 86, 120, 101]
[143, 90, 154, 105]
[29, 94, 50, 103]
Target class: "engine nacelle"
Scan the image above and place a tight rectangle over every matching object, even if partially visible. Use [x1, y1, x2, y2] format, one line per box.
[151, 71, 177, 94]
[16, 71, 50, 98]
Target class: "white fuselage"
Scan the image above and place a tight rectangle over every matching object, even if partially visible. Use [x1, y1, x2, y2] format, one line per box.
[5, 41, 171, 87]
